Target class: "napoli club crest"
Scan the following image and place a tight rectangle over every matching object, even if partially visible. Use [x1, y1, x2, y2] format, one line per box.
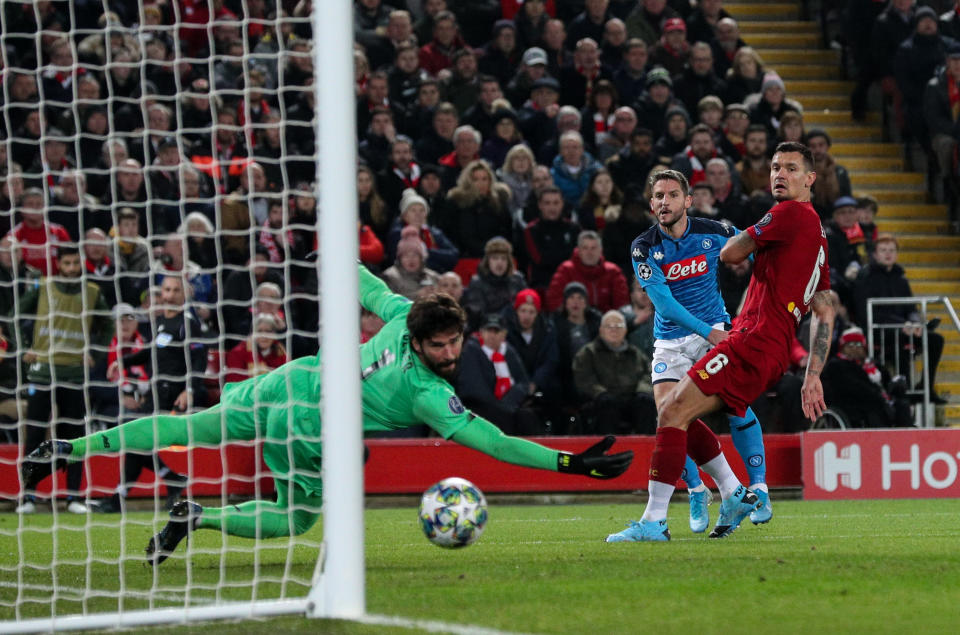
[701, 239, 712, 250]
[654, 362, 667, 374]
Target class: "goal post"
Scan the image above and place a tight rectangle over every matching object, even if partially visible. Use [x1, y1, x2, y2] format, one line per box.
[0, 0, 364, 630]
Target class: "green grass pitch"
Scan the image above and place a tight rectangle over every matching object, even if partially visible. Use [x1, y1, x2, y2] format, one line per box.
[2, 498, 959, 634]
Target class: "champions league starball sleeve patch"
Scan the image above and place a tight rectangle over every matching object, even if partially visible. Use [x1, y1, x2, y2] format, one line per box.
[636, 263, 653, 280]
[448, 395, 465, 414]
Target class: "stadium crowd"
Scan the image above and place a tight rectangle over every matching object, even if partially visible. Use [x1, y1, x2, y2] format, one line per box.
[0, 0, 948, 460]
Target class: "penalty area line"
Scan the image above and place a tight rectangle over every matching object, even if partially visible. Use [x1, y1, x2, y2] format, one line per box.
[355, 613, 535, 635]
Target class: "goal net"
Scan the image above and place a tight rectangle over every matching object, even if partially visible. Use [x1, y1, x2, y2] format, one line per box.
[0, 0, 362, 630]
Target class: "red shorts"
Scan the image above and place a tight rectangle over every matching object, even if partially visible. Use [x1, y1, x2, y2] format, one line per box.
[687, 331, 788, 417]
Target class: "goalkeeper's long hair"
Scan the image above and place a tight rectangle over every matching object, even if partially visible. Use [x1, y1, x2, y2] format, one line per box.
[407, 292, 467, 342]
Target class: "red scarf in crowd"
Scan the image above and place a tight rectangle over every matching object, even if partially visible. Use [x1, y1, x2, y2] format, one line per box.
[593, 111, 614, 144]
[479, 336, 513, 400]
[393, 162, 421, 189]
[576, 65, 600, 103]
[949, 73, 960, 122]
[259, 219, 294, 263]
[85, 255, 112, 276]
[684, 146, 717, 186]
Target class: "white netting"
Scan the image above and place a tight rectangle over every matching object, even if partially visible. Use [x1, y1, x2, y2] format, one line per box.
[0, 0, 344, 627]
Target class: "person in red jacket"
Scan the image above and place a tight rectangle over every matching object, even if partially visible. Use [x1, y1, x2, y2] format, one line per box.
[5, 188, 72, 276]
[358, 220, 385, 269]
[545, 230, 629, 312]
[224, 313, 288, 384]
[418, 10, 467, 76]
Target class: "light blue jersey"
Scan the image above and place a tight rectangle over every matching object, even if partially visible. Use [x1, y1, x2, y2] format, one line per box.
[630, 217, 738, 341]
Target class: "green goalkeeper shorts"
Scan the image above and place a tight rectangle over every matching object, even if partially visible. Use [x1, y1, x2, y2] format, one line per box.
[219, 355, 324, 498]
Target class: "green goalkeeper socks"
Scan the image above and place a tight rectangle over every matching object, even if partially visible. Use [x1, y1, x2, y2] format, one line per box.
[198, 500, 320, 538]
[69, 408, 231, 459]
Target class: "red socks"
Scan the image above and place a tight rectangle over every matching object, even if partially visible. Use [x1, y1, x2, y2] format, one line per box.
[649, 427, 686, 483]
[687, 419, 722, 466]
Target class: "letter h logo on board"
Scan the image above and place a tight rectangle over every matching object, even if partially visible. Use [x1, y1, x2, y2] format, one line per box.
[814, 442, 862, 492]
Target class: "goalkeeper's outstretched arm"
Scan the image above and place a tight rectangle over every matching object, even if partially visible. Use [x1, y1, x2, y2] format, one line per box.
[450, 416, 633, 480]
[358, 263, 411, 323]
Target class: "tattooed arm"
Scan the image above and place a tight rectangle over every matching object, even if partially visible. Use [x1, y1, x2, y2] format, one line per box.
[801, 290, 837, 421]
[719, 230, 757, 264]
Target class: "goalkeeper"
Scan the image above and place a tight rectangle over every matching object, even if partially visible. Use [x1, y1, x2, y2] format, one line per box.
[22, 264, 633, 565]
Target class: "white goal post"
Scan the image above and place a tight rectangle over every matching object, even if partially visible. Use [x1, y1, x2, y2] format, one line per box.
[0, 0, 363, 631]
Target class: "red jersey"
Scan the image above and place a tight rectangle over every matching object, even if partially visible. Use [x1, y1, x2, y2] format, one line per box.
[737, 200, 830, 357]
[6, 222, 72, 275]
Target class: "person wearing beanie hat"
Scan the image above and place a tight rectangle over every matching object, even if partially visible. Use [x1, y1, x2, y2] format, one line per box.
[382, 231, 440, 300]
[386, 188, 460, 272]
[563, 280, 589, 301]
[653, 105, 692, 164]
[748, 68, 801, 139]
[480, 102, 523, 168]
[478, 20, 520, 87]
[503, 286, 563, 419]
[553, 277, 602, 412]
[462, 236, 527, 332]
[634, 65, 681, 141]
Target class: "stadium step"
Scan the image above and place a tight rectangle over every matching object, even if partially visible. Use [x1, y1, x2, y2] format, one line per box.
[746, 33, 820, 48]
[905, 267, 960, 282]
[831, 143, 902, 157]
[910, 281, 960, 295]
[804, 110, 881, 125]
[759, 49, 839, 65]
[840, 156, 905, 171]
[776, 65, 842, 79]
[814, 124, 884, 142]
[790, 94, 851, 109]
[897, 251, 960, 266]
[896, 235, 960, 249]
[876, 218, 948, 233]
[880, 204, 948, 220]
[854, 173, 925, 188]
[726, 3, 801, 20]
[864, 190, 927, 204]
[739, 21, 818, 34]
[784, 79, 855, 94]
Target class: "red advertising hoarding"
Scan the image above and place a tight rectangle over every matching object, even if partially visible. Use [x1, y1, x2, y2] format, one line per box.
[802, 429, 960, 500]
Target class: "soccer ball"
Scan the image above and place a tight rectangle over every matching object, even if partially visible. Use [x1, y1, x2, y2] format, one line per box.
[418, 477, 488, 548]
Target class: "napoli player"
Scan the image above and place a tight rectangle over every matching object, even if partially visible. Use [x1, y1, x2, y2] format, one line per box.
[623, 168, 771, 534]
[607, 142, 836, 541]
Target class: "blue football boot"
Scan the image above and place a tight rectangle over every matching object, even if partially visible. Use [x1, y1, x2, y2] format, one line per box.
[750, 488, 772, 525]
[708, 485, 760, 539]
[605, 519, 670, 542]
[688, 488, 711, 533]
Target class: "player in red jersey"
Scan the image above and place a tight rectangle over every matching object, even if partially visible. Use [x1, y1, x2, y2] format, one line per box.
[607, 142, 837, 542]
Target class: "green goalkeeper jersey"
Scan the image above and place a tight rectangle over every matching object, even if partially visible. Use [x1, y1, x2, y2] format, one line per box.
[357, 265, 472, 438]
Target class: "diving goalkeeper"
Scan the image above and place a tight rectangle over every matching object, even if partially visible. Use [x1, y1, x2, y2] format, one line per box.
[21, 264, 633, 565]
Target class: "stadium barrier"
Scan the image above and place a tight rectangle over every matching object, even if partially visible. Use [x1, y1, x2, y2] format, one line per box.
[0, 434, 804, 499]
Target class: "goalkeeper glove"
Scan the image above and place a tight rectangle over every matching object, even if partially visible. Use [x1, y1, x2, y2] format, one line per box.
[557, 435, 633, 479]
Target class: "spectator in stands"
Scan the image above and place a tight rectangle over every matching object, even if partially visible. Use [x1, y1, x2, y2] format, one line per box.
[513, 0, 550, 50]
[853, 234, 946, 403]
[737, 124, 772, 196]
[6, 188, 72, 276]
[504, 288, 561, 408]
[463, 76, 507, 140]
[560, 38, 614, 109]
[152, 234, 214, 321]
[606, 127, 657, 194]
[541, 19, 573, 78]
[359, 218, 386, 270]
[857, 195, 880, 245]
[806, 129, 852, 220]
[112, 207, 151, 306]
[716, 101, 748, 160]
[672, 42, 726, 117]
[386, 188, 459, 272]
[579, 80, 620, 155]
[670, 123, 723, 186]
[852, 0, 914, 127]
[923, 45, 960, 200]
[537, 104, 583, 165]
[710, 17, 745, 78]
[439, 125, 482, 190]
[220, 249, 285, 344]
[480, 104, 524, 169]
[821, 326, 906, 428]
[573, 309, 655, 434]
[463, 235, 527, 331]
[704, 157, 751, 228]
[382, 231, 441, 300]
[613, 38, 650, 106]
[457, 313, 543, 435]
[478, 20, 521, 87]
[49, 170, 107, 241]
[648, 17, 689, 77]
[601, 185, 654, 280]
[388, 43, 430, 116]
[893, 7, 958, 149]
[147, 135, 184, 207]
[748, 71, 801, 138]
[520, 186, 580, 293]
[551, 130, 601, 205]
[578, 168, 622, 231]
[826, 195, 872, 305]
[653, 105, 691, 166]
[358, 106, 396, 174]
[620, 278, 655, 354]
[224, 312, 288, 384]
[552, 280, 602, 410]
[721, 46, 764, 105]
[14, 246, 113, 514]
[416, 102, 458, 168]
[419, 10, 466, 76]
[400, 78, 442, 140]
[505, 47, 549, 108]
[498, 144, 537, 222]
[635, 67, 681, 142]
[687, 181, 720, 220]
[601, 17, 628, 69]
[567, 0, 612, 50]
[625, 0, 679, 45]
[443, 159, 513, 257]
[436, 271, 464, 303]
[441, 49, 483, 116]
[378, 136, 422, 213]
[357, 165, 392, 244]
[518, 77, 562, 153]
[775, 110, 806, 147]
[82, 228, 117, 308]
[546, 229, 629, 312]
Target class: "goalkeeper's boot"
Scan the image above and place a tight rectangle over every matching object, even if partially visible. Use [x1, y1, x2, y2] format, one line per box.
[21, 440, 74, 491]
[605, 519, 670, 542]
[750, 488, 773, 525]
[709, 485, 760, 539]
[146, 500, 202, 566]
[688, 487, 711, 534]
[163, 472, 188, 511]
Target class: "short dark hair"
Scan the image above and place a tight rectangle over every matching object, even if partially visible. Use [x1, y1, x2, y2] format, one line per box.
[57, 244, 80, 259]
[631, 127, 654, 140]
[117, 207, 139, 222]
[691, 182, 714, 194]
[407, 293, 467, 343]
[773, 141, 814, 171]
[648, 169, 690, 196]
[688, 123, 713, 140]
[745, 124, 768, 138]
[537, 185, 563, 201]
[804, 128, 831, 147]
